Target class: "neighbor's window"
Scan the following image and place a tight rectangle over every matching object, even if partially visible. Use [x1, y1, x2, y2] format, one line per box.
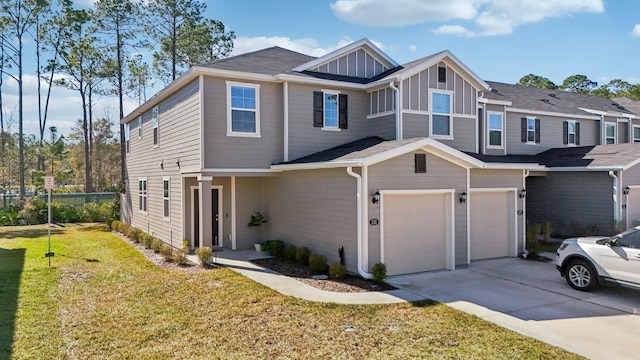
[138, 179, 147, 213]
[634, 125, 640, 143]
[313, 90, 348, 130]
[431, 91, 452, 138]
[567, 121, 576, 145]
[527, 118, 536, 143]
[227, 82, 260, 137]
[487, 111, 503, 148]
[605, 122, 616, 144]
[138, 116, 142, 139]
[125, 123, 130, 154]
[163, 178, 170, 219]
[152, 107, 159, 146]
[324, 92, 339, 128]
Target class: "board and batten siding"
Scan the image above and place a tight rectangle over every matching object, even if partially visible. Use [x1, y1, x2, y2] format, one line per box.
[264, 169, 358, 273]
[287, 83, 370, 161]
[125, 79, 201, 246]
[527, 172, 615, 235]
[313, 48, 390, 79]
[369, 87, 395, 115]
[201, 77, 283, 168]
[505, 113, 599, 155]
[368, 151, 468, 266]
[470, 169, 525, 253]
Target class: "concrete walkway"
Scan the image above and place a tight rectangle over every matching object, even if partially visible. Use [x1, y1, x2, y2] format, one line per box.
[187, 249, 424, 305]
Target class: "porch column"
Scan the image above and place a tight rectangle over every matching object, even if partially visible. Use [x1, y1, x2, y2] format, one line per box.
[198, 176, 213, 248]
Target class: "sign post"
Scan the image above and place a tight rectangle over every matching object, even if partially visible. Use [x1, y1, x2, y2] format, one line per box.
[44, 176, 55, 266]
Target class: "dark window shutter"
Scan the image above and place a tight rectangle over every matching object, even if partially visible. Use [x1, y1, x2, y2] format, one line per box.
[339, 94, 348, 129]
[535, 119, 541, 143]
[563, 121, 568, 144]
[575, 122, 580, 145]
[521, 118, 527, 142]
[438, 66, 446, 83]
[415, 153, 426, 173]
[313, 91, 323, 127]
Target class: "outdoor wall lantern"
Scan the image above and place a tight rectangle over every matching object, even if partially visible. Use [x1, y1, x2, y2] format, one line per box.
[372, 191, 381, 204]
[159, 160, 164, 170]
[519, 188, 527, 199]
[459, 191, 467, 204]
[624, 186, 630, 195]
[175, 159, 180, 168]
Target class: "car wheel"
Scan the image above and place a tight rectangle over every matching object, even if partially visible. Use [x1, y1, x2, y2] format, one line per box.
[564, 259, 596, 291]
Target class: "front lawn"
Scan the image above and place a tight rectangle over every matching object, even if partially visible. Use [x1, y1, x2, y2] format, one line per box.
[0, 224, 583, 359]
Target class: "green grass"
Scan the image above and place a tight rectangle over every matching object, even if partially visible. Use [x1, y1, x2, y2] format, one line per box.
[0, 224, 585, 359]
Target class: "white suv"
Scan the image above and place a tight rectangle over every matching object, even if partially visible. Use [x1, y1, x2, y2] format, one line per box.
[556, 226, 640, 291]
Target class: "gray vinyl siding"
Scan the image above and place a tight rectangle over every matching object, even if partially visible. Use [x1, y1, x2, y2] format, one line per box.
[402, 114, 476, 153]
[287, 83, 370, 161]
[470, 169, 525, 253]
[367, 114, 396, 140]
[401, 63, 477, 116]
[618, 121, 628, 144]
[264, 169, 358, 273]
[234, 177, 269, 249]
[368, 151, 468, 266]
[505, 112, 599, 155]
[202, 77, 283, 168]
[124, 79, 201, 246]
[527, 172, 615, 236]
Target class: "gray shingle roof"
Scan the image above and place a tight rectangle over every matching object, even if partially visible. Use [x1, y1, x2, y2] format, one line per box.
[484, 81, 640, 117]
[281, 137, 388, 164]
[536, 143, 640, 168]
[199, 47, 316, 76]
[612, 97, 640, 114]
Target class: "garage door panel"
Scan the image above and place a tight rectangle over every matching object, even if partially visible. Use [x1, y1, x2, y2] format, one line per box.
[628, 190, 640, 227]
[383, 193, 448, 276]
[470, 191, 512, 260]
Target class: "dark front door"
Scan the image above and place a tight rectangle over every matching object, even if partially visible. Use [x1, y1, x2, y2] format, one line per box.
[193, 188, 220, 247]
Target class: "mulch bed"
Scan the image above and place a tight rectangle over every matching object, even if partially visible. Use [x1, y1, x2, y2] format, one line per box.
[253, 258, 396, 293]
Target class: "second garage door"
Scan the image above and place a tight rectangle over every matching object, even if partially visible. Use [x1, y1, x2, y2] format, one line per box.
[469, 191, 513, 260]
[627, 186, 640, 228]
[383, 193, 450, 276]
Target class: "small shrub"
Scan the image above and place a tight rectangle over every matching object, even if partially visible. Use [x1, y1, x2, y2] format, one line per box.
[99, 199, 120, 224]
[151, 237, 162, 253]
[111, 220, 121, 232]
[142, 233, 154, 248]
[82, 202, 102, 222]
[283, 244, 297, 261]
[295, 246, 311, 265]
[309, 253, 328, 273]
[328, 262, 346, 279]
[262, 240, 285, 258]
[527, 223, 541, 242]
[372, 262, 387, 284]
[526, 223, 543, 256]
[120, 223, 131, 236]
[542, 221, 553, 242]
[160, 243, 173, 262]
[173, 248, 188, 265]
[127, 227, 142, 242]
[195, 247, 212, 267]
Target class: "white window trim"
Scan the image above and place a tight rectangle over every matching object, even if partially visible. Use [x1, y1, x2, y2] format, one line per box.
[137, 116, 142, 139]
[526, 117, 537, 145]
[138, 178, 148, 214]
[321, 89, 341, 131]
[226, 81, 261, 138]
[486, 110, 504, 149]
[163, 177, 170, 221]
[429, 89, 454, 140]
[605, 121, 616, 144]
[567, 120, 577, 147]
[152, 107, 159, 148]
[633, 125, 640, 143]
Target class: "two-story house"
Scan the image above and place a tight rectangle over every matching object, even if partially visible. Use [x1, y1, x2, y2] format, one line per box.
[120, 38, 640, 277]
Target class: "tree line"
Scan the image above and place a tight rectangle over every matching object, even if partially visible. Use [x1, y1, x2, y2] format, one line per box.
[0, 0, 234, 206]
[517, 73, 640, 99]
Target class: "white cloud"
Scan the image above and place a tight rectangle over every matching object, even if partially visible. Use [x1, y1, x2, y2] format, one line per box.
[632, 24, 640, 37]
[408, 44, 417, 52]
[331, 0, 604, 37]
[233, 36, 389, 57]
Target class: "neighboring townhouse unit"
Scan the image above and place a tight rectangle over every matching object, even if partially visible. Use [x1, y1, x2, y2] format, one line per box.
[120, 38, 640, 277]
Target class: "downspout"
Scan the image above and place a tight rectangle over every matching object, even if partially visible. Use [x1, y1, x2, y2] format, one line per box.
[389, 81, 401, 140]
[523, 169, 529, 254]
[347, 166, 373, 279]
[609, 171, 620, 229]
[283, 81, 289, 162]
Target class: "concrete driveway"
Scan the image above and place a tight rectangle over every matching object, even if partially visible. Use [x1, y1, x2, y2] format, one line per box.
[387, 257, 640, 360]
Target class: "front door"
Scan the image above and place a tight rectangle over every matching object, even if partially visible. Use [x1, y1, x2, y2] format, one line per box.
[192, 188, 221, 248]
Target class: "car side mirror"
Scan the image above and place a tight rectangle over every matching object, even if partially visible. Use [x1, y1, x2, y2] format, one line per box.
[607, 238, 619, 247]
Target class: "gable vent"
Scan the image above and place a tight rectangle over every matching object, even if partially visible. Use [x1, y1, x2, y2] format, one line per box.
[415, 153, 427, 173]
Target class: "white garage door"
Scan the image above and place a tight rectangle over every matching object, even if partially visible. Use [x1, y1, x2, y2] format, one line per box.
[470, 191, 512, 260]
[627, 187, 640, 228]
[383, 193, 449, 276]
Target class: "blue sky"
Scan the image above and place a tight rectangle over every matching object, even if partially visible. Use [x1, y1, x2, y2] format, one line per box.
[4, 0, 640, 137]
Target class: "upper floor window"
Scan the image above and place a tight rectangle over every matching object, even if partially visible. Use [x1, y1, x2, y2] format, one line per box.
[138, 116, 142, 139]
[487, 111, 503, 148]
[521, 117, 540, 144]
[430, 91, 452, 138]
[634, 125, 640, 143]
[313, 90, 348, 130]
[563, 121, 580, 146]
[125, 123, 130, 154]
[605, 122, 616, 144]
[138, 179, 147, 213]
[152, 107, 159, 147]
[227, 81, 260, 137]
[163, 178, 170, 219]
